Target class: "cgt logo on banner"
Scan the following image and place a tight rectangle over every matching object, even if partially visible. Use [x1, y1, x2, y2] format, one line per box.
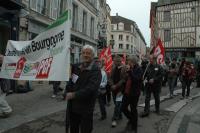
[99, 46, 113, 74]
[0, 10, 71, 81]
[153, 38, 165, 65]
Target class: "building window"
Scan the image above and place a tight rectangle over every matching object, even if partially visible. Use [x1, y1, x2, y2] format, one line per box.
[191, 7, 195, 12]
[50, 0, 61, 19]
[119, 44, 123, 49]
[164, 11, 171, 21]
[126, 35, 129, 41]
[164, 30, 171, 42]
[111, 44, 114, 49]
[30, 0, 46, 15]
[88, 0, 95, 7]
[30, 0, 37, 11]
[111, 25, 114, 30]
[131, 36, 133, 43]
[118, 23, 124, 30]
[119, 34, 123, 41]
[82, 11, 87, 34]
[90, 17, 95, 38]
[131, 25, 134, 33]
[131, 45, 133, 53]
[126, 44, 129, 50]
[72, 3, 78, 30]
[111, 34, 114, 39]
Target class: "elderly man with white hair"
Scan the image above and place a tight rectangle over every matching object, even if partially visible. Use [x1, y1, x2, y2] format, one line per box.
[0, 54, 12, 118]
[65, 45, 102, 133]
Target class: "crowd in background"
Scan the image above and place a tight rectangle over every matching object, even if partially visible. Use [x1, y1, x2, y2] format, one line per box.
[0, 48, 199, 133]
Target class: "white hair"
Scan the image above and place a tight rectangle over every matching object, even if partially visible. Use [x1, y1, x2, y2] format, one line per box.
[82, 45, 95, 56]
[128, 55, 138, 64]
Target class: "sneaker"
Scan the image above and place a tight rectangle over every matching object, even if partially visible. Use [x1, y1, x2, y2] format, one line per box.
[98, 116, 106, 121]
[106, 103, 111, 107]
[140, 112, 149, 118]
[111, 121, 117, 127]
[155, 110, 160, 115]
[51, 94, 57, 98]
[0, 111, 12, 118]
[58, 87, 63, 91]
[125, 121, 132, 130]
[180, 97, 185, 100]
[186, 96, 192, 100]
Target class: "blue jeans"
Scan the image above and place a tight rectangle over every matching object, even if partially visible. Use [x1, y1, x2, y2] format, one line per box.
[112, 94, 122, 121]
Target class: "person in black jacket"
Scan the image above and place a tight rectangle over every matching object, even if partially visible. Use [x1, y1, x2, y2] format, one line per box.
[140, 55, 164, 117]
[121, 56, 143, 133]
[65, 45, 102, 133]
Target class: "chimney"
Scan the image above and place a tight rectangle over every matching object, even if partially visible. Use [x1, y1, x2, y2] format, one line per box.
[116, 13, 118, 16]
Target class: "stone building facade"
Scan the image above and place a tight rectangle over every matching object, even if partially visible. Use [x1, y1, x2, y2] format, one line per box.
[110, 14, 147, 58]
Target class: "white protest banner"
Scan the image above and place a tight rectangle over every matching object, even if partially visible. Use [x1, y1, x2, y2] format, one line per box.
[0, 10, 71, 81]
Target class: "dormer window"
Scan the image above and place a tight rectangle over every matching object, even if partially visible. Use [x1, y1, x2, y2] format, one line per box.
[118, 22, 124, 30]
[131, 25, 134, 33]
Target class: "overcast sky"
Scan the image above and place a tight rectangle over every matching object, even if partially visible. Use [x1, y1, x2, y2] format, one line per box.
[107, 0, 158, 47]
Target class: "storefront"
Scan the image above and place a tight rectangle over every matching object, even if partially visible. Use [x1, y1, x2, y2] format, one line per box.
[165, 48, 199, 62]
[0, 0, 24, 91]
[0, 0, 24, 55]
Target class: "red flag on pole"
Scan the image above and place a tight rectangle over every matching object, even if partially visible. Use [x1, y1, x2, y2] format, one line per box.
[99, 47, 113, 73]
[153, 38, 165, 64]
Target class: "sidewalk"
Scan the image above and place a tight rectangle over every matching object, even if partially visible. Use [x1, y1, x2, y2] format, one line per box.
[167, 96, 200, 133]
[0, 81, 67, 133]
[1, 82, 200, 133]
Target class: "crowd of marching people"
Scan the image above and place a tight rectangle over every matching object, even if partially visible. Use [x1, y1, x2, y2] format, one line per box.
[63, 45, 198, 133]
[0, 45, 199, 133]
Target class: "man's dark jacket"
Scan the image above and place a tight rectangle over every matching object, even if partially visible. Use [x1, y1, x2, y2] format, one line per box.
[128, 64, 143, 97]
[67, 61, 101, 114]
[145, 63, 164, 89]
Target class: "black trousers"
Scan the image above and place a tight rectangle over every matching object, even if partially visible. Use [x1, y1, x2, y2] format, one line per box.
[121, 94, 139, 131]
[144, 85, 160, 113]
[66, 106, 93, 133]
[182, 79, 192, 97]
[98, 93, 107, 117]
[106, 84, 111, 104]
[53, 81, 60, 95]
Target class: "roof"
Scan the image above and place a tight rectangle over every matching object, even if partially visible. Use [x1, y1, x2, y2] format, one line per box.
[111, 15, 136, 31]
[157, 0, 197, 6]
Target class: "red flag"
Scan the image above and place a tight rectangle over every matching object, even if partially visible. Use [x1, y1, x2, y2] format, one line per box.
[121, 53, 126, 65]
[99, 47, 113, 73]
[154, 38, 165, 64]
